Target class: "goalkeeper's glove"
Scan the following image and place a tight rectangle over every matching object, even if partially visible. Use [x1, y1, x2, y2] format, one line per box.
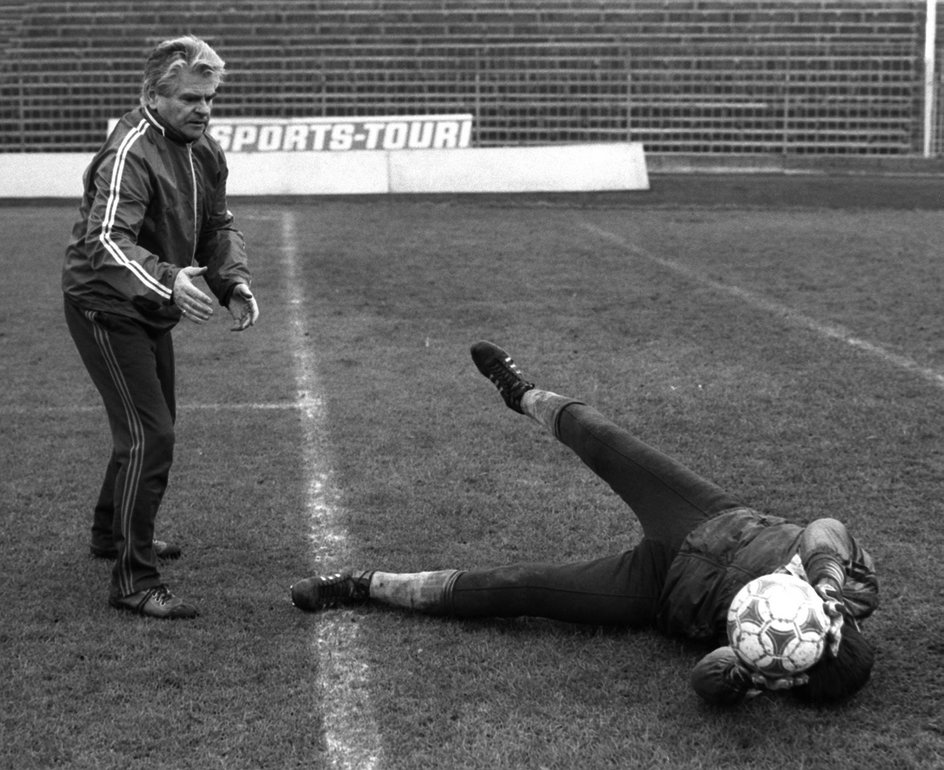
[815, 581, 845, 657]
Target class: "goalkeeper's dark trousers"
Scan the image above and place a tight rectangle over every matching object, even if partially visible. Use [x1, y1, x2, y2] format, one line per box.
[447, 399, 742, 626]
[65, 298, 175, 598]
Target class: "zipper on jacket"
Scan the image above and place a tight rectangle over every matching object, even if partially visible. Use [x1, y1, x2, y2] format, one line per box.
[187, 144, 198, 263]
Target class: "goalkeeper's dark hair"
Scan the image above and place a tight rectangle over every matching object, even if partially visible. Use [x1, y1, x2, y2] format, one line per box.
[793, 618, 874, 703]
[141, 35, 225, 105]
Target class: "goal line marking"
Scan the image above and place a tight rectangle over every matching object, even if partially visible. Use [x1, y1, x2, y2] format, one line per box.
[281, 210, 383, 770]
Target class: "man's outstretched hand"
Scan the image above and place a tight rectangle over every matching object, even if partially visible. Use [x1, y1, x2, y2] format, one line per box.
[173, 266, 214, 324]
[228, 283, 259, 331]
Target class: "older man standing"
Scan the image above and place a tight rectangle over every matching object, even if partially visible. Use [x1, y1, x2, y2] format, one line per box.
[63, 36, 259, 619]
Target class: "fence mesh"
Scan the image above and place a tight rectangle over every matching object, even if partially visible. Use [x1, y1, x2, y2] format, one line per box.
[0, 1, 938, 155]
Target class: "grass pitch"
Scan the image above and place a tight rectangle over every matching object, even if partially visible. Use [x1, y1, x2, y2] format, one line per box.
[2, 176, 944, 768]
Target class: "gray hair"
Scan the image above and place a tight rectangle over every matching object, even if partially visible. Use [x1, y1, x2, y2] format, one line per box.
[140, 35, 225, 105]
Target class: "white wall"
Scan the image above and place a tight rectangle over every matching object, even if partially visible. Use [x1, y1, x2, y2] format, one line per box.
[388, 143, 648, 193]
[0, 142, 648, 198]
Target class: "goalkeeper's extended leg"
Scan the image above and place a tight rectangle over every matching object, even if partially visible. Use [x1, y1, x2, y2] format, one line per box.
[291, 546, 667, 627]
[471, 339, 742, 548]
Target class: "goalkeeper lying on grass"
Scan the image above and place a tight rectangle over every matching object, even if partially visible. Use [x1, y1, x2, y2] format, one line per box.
[291, 341, 878, 706]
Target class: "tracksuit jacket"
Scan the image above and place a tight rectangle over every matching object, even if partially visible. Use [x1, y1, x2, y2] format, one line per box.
[63, 105, 251, 323]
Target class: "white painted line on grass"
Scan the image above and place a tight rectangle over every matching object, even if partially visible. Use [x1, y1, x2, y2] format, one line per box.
[280, 210, 383, 770]
[582, 222, 944, 389]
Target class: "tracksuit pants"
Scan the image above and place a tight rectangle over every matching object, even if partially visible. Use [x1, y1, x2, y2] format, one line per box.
[64, 298, 175, 597]
[446, 397, 742, 626]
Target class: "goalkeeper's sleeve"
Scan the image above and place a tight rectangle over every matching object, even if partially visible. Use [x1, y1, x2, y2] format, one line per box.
[799, 518, 879, 621]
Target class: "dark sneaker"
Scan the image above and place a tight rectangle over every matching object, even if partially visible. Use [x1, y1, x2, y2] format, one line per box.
[91, 540, 182, 561]
[109, 585, 199, 619]
[470, 340, 534, 413]
[291, 570, 371, 612]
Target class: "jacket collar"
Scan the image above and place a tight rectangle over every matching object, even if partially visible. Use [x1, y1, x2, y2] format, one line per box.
[142, 105, 196, 146]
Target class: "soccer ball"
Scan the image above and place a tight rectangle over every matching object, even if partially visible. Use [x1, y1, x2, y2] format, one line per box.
[726, 573, 829, 678]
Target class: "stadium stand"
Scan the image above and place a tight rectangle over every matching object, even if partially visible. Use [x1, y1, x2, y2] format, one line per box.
[0, 0, 938, 156]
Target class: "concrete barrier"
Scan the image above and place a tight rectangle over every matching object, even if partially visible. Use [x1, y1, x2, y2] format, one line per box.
[0, 154, 92, 198]
[228, 150, 391, 195]
[387, 143, 648, 193]
[0, 142, 648, 198]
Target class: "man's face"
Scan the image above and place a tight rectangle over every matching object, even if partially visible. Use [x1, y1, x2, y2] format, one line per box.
[147, 68, 219, 142]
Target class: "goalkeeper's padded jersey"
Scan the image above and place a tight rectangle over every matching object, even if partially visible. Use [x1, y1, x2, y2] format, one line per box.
[656, 507, 878, 643]
[62, 105, 251, 330]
